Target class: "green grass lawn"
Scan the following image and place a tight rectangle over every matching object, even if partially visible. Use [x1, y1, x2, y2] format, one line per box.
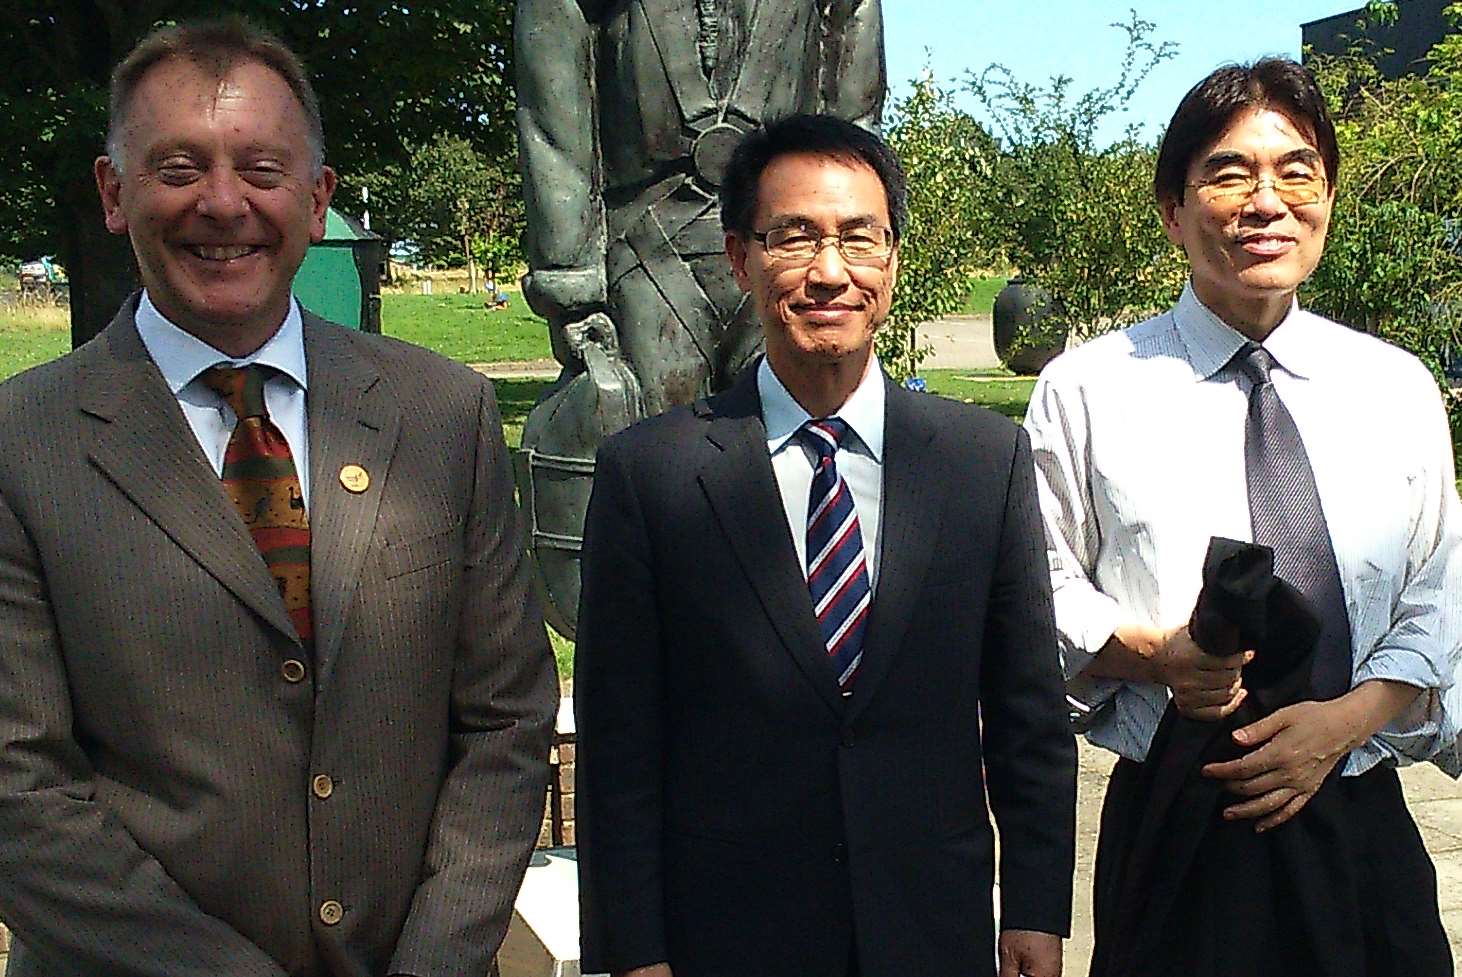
[381, 291, 554, 364]
[960, 275, 1008, 316]
[0, 306, 71, 381]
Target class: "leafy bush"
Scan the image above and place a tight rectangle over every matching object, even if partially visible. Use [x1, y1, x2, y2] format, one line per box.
[880, 75, 1001, 379]
[963, 12, 1185, 348]
[1305, 2, 1462, 446]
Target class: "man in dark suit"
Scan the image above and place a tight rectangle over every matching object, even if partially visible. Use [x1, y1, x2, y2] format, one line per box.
[575, 115, 1077, 977]
[0, 19, 557, 977]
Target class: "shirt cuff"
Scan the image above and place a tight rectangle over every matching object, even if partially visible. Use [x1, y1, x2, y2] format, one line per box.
[1353, 646, 1453, 767]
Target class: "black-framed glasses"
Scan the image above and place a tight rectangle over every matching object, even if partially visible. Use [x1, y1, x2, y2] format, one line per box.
[1189, 172, 1328, 209]
[751, 223, 895, 264]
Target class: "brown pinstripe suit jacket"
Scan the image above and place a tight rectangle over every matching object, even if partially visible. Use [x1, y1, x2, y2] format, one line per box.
[0, 297, 557, 977]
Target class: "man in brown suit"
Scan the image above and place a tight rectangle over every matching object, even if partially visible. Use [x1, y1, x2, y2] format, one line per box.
[0, 18, 557, 977]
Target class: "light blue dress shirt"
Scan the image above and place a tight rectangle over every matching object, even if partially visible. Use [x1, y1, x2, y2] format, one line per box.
[758, 355, 886, 589]
[1024, 282, 1462, 776]
[133, 291, 312, 509]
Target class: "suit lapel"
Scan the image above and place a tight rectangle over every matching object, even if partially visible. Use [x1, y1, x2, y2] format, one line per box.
[695, 371, 844, 718]
[303, 316, 400, 691]
[82, 301, 301, 643]
[847, 382, 945, 723]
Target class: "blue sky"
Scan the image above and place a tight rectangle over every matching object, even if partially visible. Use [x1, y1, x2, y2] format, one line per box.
[884, 1, 1370, 143]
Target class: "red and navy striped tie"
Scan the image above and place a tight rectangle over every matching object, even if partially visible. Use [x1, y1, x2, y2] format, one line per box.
[799, 418, 871, 690]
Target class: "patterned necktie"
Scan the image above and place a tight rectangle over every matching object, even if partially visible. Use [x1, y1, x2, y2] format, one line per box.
[1237, 342, 1351, 699]
[201, 365, 313, 647]
[798, 418, 872, 690]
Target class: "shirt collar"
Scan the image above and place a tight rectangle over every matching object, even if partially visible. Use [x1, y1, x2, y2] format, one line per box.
[1173, 280, 1312, 382]
[134, 290, 309, 395]
[758, 354, 886, 463]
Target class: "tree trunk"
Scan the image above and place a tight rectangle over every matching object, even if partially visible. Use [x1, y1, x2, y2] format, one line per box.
[464, 229, 477, 294]
[59, 178, 138, 348]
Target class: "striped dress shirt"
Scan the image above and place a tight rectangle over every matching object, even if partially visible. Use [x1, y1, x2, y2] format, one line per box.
[1024, 282, 1462, 776]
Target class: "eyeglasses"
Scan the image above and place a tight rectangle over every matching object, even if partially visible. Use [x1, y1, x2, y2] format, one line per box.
[1190, 172, 1329, 210]
[751, 223, 895, 264]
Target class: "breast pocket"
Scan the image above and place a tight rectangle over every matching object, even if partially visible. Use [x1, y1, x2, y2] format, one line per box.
[379, 527, 461, 578]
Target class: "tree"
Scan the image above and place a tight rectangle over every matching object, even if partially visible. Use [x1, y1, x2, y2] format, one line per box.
[1305, 1, 1462, 453]
[963, 11, 1184, 350]
[0, 1, 515, 345]
[367, 133, 523, 292]
[880, 74, 1001, 380]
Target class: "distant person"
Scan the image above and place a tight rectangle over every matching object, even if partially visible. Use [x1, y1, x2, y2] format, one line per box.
[1025, 57, 1462, 976]
[575, 114, 1077, 977]
[0, 18, 557, 976]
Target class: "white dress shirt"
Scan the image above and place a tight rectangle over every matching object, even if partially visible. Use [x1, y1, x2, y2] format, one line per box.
[759, 355, 886, 589]
[1024, 282, 1462, 776]
[134, 291, 312, 508]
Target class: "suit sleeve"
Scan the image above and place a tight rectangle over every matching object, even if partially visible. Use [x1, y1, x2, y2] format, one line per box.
[516, 0, 609, 333]
[820, 0, 886, 128]
[574, 437, 669, 973]
[978, 426, 1077, 935]
[389, 377, 559, 977]
[0, 485, 289, 976]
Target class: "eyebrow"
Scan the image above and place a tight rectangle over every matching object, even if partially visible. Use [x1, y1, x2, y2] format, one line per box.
[1200, 148, 1323, 171]
[763, 214, 884, 230]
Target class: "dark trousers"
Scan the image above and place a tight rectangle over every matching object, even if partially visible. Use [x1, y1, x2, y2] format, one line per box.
[1092, 757, 1452, 977]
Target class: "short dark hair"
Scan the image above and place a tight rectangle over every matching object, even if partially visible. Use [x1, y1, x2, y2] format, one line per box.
[719, 114, 908, 240]
[1154, 57, 1338, 205]
[107, 17, 324, 175]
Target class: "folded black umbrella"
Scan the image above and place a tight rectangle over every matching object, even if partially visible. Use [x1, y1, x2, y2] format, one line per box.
[1090, 538, 1367, 977]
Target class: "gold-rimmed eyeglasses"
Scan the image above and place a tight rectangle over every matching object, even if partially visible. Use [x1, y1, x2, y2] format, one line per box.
[1190, 172, 1329, 210]
[751, 223, 895, 264]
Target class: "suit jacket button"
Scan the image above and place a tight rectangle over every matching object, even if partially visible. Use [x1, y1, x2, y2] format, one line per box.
[312, 774, 334, 799]
[833, 843, 847, 864]
[281, 659, 307, 683]
[840, 730, 855, 748]
[319, 900, 344, 926]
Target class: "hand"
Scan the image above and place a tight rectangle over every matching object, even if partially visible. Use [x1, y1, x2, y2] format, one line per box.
[613, 965, 672, 977]
[1153, 625, 1253, 721]
[1200, 698, 1353, 831]
[998, 929, 1062, 977]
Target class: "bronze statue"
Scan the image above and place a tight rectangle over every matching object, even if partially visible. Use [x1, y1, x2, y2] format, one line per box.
[515, 0, 886, 635]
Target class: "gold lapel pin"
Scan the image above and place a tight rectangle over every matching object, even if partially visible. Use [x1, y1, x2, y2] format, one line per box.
[339, 464, 370, 493]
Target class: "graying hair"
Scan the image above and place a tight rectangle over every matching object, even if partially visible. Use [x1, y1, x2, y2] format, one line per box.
[106, 17, 325, 176]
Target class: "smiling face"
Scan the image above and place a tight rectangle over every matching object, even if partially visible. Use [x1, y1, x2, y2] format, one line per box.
[725, 152, 898, 376]
[1162, 107, 1333, 334]
[95, 56, 336, 355]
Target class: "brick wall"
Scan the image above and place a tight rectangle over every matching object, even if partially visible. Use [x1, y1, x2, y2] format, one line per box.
[537, 732, 576, 848]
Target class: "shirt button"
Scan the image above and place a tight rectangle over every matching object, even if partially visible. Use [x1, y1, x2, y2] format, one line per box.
[312, 774, 334, 799]
[281, 659, 307, 683]
[319, 900, 344, 926]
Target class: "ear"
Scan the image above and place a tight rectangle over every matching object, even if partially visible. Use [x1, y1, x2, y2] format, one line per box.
[310, 165, 338, 243]
[95, 157, 129, 236]
[725, 231, 753, 292]
[1159, 194, 1185, 246]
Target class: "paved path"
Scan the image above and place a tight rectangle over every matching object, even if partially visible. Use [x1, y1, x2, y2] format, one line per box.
[915, 313, 1002, 371]
[470, 316, 1002, 382]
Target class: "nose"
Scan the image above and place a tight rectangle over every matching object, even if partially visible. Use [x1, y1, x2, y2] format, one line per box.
[1243, 179, 1287, 219]
[805, 238, 852, 292]
[195, 168, 249, 221]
